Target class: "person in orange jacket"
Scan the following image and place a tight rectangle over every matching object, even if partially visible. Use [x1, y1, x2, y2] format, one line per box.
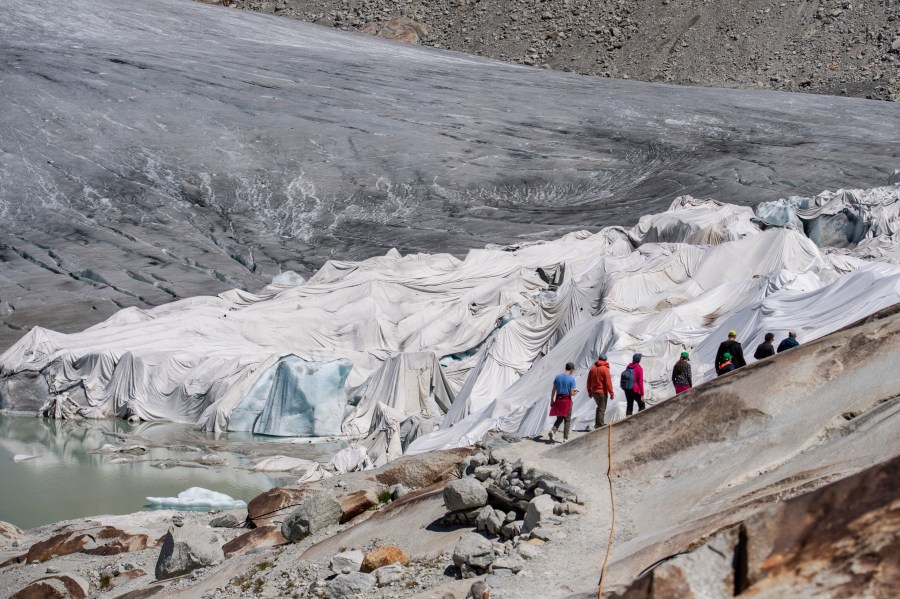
[587, 353, 614, 429]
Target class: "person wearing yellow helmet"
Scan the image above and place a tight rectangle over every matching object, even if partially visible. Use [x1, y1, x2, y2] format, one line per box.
[715, 330, 746, 375]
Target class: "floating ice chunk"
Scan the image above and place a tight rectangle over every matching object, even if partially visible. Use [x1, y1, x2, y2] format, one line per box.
[146, 487, 246, 510]
[13, 454, 38, 462]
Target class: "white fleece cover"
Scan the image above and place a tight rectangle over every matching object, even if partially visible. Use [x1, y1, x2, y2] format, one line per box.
[2, 186, 899, 466]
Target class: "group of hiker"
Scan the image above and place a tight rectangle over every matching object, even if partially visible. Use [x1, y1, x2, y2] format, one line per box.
[545, 330, 800, 442]
[715, 329, 800, 375]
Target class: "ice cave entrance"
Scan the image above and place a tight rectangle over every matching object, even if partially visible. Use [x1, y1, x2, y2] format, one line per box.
[228, 356, 351, 437]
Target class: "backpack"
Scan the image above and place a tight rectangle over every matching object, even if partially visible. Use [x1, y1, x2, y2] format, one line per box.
[620, 367, 634, 392]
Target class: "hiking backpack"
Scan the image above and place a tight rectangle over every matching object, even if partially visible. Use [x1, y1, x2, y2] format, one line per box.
[620, 367, 634, 392]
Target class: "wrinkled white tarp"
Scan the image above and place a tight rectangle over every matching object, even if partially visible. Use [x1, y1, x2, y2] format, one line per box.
[2, 186, 900, 465]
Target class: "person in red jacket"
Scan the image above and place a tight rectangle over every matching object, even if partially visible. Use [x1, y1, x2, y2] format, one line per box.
[623, 353, 645, 416]
[587, 353, 614, 429]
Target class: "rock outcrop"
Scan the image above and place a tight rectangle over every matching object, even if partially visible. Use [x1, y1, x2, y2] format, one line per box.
[337, 490, 378, 524]
[0, 521, 23, 545]
[0, 526, 157, 568]
[9, 574, 89, 599]
[614, 455, 900, 597]
[247, 486, 319, 527]
[221, 525, 286, 558]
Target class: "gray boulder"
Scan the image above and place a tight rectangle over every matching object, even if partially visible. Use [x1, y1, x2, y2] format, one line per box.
[373, 563, 406, 586]
[281, 494, 343, 542]
[389, 484, 409, 501]
[523, 494, 555, 533]
[536, 478, 579, 502]
[518, 461, 548, 482]
[209, 513, 241, 528]
[475, 506, 505, 535]
[444, 478, 488, 512]
[528, 526, 561, 542]
[452, 533, 496, 571]
[501, 520, 524, 539]
[325, 572, 376, 598]
[330, 549, 364, 575]
[516, 542, 542, 560]
[155, 524, 224, 580]
[490, 556, 525, 573]
[470, 452, 488, 467]
[473, 465, 500, 482]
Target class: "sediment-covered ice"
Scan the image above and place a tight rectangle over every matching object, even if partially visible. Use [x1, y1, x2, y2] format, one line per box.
[2, 184, 899, 466]
[250, 456, 318, 473]
[145, 487, 246, 510]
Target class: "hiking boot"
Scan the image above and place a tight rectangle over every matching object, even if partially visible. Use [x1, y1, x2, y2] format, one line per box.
[548, 430, 555, 442]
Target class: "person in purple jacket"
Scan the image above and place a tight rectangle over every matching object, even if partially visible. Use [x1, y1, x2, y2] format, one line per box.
[622, 353, 645, 416]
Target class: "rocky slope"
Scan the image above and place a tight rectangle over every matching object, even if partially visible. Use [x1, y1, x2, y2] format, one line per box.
[1, 305, 897, 598]
[233, 0, 900, 101]
[2, 0, 899, 352]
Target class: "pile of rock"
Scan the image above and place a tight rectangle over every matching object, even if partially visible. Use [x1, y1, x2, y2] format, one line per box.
[311, 545, 410, 598]
[443, 452, 584, 577]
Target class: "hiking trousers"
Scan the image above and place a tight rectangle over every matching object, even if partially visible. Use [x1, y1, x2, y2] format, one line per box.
[551, 416, 571, 440]
[591, 392, 608, 428]
[625, 389, 645, 416]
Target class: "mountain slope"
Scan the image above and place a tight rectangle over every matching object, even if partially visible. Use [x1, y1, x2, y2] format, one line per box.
[1, 0, 899, 351]
[234, 0, 900, 101]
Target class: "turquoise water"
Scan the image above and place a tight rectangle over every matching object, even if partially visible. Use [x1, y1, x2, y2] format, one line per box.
[0, 412, 340, 529]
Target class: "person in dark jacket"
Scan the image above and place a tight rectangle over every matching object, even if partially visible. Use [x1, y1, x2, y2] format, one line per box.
[623, 353, 645, 416]
[717, 352, 736, 376]
[715, 330, 746, 375]
[672, 352, 692, 393]
[754, 333, 776, 360]
[777, 331, 800, 353]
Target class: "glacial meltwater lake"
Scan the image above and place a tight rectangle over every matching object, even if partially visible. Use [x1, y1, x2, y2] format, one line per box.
[0, 412, 344, 529]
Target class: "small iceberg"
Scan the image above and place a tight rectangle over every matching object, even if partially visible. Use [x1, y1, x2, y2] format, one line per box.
[13, 454, 38, 462]
[146, 487, 246, 510]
